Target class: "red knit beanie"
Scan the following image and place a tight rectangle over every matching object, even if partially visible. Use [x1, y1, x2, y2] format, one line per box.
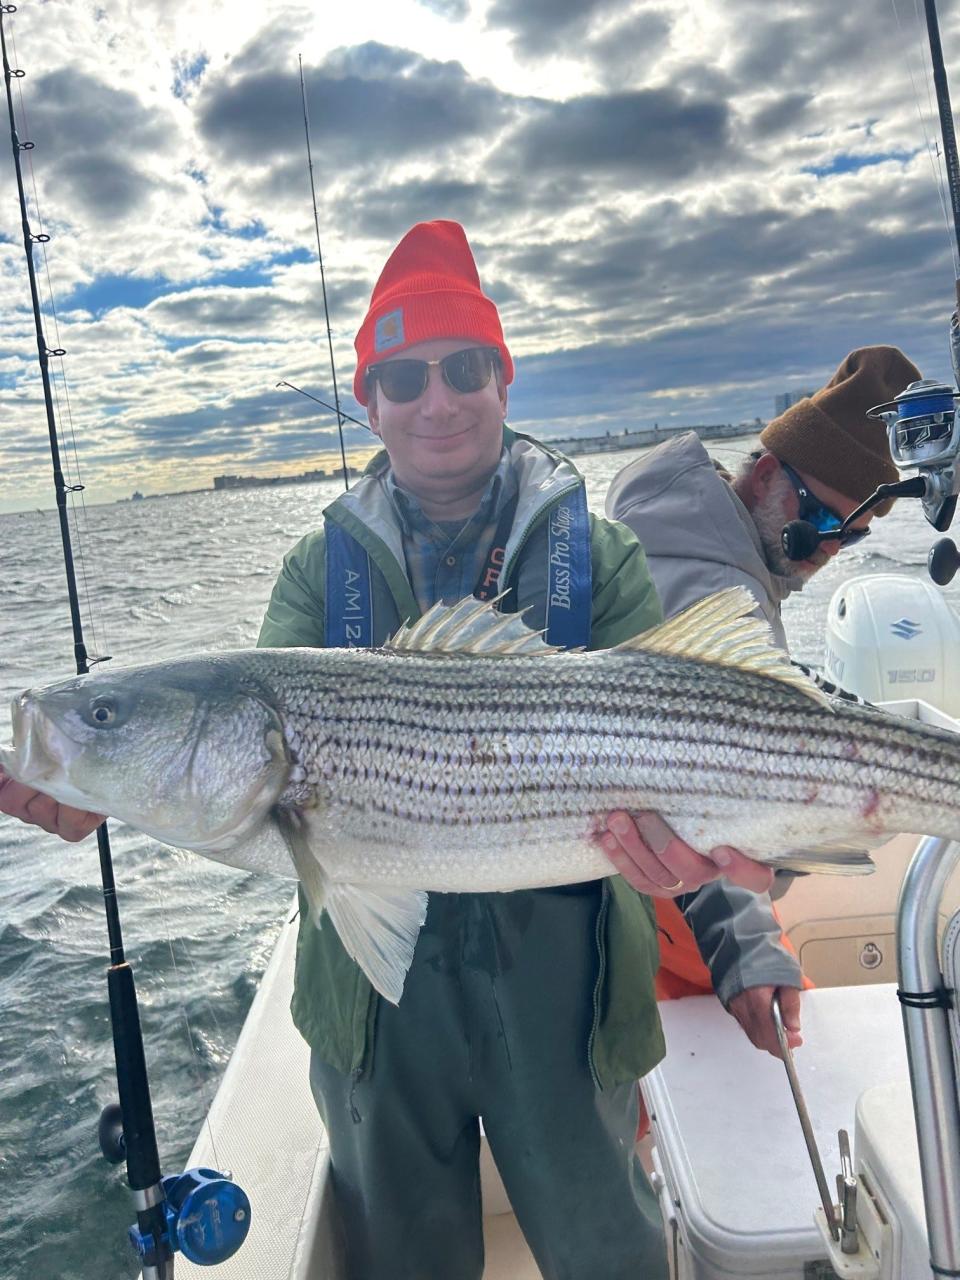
[353, 220, 514, 406]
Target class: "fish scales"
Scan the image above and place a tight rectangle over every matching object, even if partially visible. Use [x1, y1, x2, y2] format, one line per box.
[248, 646, 960, 893]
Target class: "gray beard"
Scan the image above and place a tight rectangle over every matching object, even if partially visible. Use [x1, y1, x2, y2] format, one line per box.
[751, 475, 817, 583]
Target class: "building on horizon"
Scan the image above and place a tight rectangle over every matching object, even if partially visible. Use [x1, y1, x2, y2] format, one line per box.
[213, 467, 335, 491]
[774, 389, 815, 416]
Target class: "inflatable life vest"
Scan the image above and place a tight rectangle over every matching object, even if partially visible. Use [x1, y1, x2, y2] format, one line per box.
[323, 482, 592, 650]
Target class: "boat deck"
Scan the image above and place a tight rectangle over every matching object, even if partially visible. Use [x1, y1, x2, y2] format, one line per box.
[173, 824, 960, 1279]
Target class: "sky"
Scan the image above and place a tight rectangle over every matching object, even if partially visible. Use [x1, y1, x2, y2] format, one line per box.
[2, 0, 960, 511]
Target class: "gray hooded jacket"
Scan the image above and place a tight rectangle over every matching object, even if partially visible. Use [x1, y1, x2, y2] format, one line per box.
[606, 431, 804, 1004]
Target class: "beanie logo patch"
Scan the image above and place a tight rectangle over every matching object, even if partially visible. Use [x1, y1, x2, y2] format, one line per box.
[375, 309, 405, 353]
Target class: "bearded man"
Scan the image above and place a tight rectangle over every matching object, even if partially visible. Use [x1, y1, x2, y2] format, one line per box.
[603, 345, 922, 1055]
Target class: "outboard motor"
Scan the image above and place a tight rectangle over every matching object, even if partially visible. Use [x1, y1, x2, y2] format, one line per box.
[824, 572, 960, 715]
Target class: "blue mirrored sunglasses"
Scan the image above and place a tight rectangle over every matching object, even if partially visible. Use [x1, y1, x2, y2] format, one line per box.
[779, 461, 871, 548]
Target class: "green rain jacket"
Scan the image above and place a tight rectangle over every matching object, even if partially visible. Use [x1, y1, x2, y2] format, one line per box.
[258, 429, 666, 1089]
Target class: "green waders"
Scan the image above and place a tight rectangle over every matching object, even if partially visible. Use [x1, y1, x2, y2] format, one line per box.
[309, 885, 669, 1280]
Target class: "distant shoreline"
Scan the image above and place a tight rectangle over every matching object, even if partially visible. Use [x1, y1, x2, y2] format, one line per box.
[542, 420, 759, 458]
[4, 422, 763, 514]
[202, 421, 761, 494]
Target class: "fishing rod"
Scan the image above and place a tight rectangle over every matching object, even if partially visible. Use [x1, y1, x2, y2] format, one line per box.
[275, 378, 370, 432]
[1, 8, 249, 1275]
[781, 0, 960, 580]
[298, 53, 350, 492]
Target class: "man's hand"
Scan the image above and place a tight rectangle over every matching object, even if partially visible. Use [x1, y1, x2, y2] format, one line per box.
[0, 768, 104, 842]
[727, 984, 803, 1057]
[596, 810, 774, 898]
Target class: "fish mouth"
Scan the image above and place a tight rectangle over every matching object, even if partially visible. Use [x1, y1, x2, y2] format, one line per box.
[1, 693, 87, 806]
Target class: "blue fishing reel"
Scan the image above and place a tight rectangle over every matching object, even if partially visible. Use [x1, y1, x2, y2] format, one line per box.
[127, 1167, 251, 1267]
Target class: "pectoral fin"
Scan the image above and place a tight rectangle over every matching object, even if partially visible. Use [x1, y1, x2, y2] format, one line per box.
[323, 881, 429, 1005]
[273, 806, 428, 1004]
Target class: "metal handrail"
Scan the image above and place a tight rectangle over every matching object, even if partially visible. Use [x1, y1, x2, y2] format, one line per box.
[897, 835, 960, 1274]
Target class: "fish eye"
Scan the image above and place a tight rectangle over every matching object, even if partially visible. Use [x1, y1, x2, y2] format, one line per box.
[89, 696, 118, 726]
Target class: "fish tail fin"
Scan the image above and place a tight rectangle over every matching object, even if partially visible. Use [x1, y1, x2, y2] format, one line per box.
[766, 844, 877, 876]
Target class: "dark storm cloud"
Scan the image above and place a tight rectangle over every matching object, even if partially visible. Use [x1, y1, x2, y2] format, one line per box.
[170, 340, 274, 368]
[495, 166, 951, 380]
[506, 88, 731, 178]
[504, 294, 950, 446]
[19, 69, 176, 221]
[196, 41, 512, 169]
[146, 286, 291, 337]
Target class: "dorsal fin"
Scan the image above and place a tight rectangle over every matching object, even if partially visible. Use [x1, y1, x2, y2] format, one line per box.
[388, 594, 560, 656]
[616, 586, 832, 708]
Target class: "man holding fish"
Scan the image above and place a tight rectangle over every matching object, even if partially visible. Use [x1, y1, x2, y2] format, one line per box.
[0, 220, 933, 1280]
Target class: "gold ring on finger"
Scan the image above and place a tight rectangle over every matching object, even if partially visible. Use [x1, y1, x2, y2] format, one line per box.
[664, 877, 684, 892]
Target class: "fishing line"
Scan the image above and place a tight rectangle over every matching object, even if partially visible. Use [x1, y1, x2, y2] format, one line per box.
[7, 12, 109, 667]
[156, 883, 224, 1174]
[299, 53, 350, 492]
[891, 0, 958, 273]
[916, 0, 952, 187]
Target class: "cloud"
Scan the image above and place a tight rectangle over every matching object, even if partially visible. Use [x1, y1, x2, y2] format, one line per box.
[485, 0, 634, 56]
[415, 0, 470, 18]
[20, 68, 179, 221]
[196, 42, 512, 172]
[505, 87, 732, 178]
[2, 0, 959, 513]
[750, 93, 814, 138]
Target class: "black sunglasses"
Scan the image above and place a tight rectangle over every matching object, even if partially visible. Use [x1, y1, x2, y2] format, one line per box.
[779, 461, 871, 549]
[366, 346, 500, 404]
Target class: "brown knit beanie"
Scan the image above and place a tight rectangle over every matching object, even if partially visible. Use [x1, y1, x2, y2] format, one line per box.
[760, 346, 921, 516]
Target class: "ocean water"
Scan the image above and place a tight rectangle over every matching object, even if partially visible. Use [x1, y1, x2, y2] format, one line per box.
[0, 438, 956, 1279]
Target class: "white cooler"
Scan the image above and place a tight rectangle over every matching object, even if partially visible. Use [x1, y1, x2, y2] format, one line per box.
[643, 985, 916, 1279]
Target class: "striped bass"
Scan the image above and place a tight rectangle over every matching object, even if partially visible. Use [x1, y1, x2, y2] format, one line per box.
[4, 587, 960, 1003]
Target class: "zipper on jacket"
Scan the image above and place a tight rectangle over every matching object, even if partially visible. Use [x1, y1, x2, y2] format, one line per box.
[500, 479, 581, 590]
[587, 881, 610, 1091]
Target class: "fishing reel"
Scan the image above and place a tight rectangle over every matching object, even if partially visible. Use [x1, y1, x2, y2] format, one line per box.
[126, 1167, 251, 1269]
[872, 378, 960, 584]
[870, 379, 960, 530]
[99, 1102, 251, 1268]
[780, 379, 960, 583]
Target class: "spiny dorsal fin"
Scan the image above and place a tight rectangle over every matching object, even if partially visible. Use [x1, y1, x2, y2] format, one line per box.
[616, 586, 832, 708]
[388, 593, 560, 656]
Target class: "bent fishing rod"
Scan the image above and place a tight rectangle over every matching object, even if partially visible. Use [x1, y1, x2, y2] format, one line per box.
[1, 8, 249, 1275]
